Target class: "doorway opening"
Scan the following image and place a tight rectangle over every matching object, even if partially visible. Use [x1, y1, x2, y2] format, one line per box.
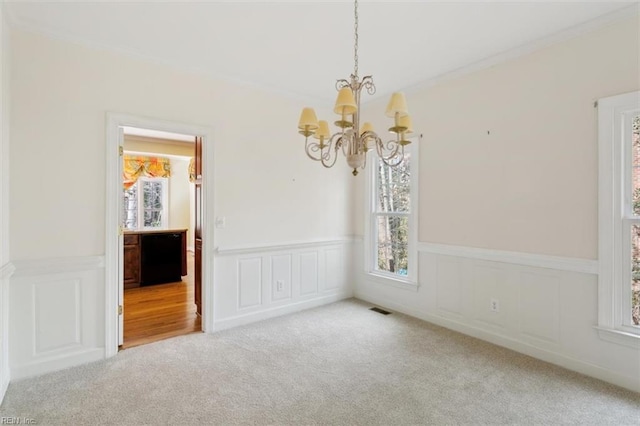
[120, 127, 201, 349]
[104, 113, 214, 357]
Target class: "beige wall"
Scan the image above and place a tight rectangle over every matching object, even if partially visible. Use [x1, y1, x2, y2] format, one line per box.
[9, 29, 356, 260]
[0, 7, 9, 267]
[361, 15, 640, 260]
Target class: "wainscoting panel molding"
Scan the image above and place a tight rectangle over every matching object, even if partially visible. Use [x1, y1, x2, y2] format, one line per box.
[299, 252, 319, 296]
[9, 257, 105, 380]
[435, 257, 463, 316]
[354, 241, 640, 392]
[519, 271, 561, 345]
[324, 247, 342, 291]
[33, 278, 82, 354]
[271, 254, 292, 302]
[470, 264, 508, 330]
[214, 240, 352, 331]
[237, 257, 262, 310]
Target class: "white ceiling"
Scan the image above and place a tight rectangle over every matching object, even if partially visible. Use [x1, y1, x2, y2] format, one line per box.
[4, 1, 637, 103]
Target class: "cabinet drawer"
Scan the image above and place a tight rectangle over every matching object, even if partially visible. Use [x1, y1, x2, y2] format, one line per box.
[124, 234, 139, 245]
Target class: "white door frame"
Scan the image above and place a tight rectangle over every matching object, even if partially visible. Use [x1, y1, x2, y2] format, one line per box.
[104, 112, 215, 357]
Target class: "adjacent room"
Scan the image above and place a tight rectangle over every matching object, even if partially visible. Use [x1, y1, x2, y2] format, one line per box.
[0, 1, 638, 424]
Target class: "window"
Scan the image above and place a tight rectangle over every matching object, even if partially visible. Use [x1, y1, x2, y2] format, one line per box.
[598, 90, 640, 343]
[123, 177, 169, 230]
[366, 137, 419, 284]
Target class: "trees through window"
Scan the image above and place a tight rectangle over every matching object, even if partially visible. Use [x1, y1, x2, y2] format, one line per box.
[374, 152, 411, 275]
[122, 177, 168, 230]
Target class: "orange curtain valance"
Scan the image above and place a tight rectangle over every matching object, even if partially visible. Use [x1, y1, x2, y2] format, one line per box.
[123, 155, 171, 189]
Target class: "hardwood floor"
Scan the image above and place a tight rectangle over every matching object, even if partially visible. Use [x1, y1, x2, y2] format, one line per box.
[122, 252, 201, 349]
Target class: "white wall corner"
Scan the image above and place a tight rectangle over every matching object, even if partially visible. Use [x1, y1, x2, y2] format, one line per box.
[353, 241, 640, 393]
[0, 0, 12, 269]
[0, 4, 12, 406]
[356, 291, 640, 393]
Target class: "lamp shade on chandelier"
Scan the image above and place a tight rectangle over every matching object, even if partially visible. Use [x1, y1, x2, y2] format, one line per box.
[297, 0, 412, 176]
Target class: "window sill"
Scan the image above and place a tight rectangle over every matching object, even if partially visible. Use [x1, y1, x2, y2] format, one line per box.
[365, 271, 419, 292]
[594, 326, 640, 349]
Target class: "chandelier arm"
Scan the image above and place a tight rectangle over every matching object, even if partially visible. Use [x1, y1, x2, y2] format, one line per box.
[361, 145, 368, 170]
[360, 76, 376, 96]
[336, 79, 351, 91]
[376, 138, 405, 167]
[320, 135, 341, 169]
[304, 138, 324, 161]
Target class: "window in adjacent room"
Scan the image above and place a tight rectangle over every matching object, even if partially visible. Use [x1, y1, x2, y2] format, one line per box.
[598, 90, 640, 344]
[122, 177, 169, 230]
[366, 136, 419, 284]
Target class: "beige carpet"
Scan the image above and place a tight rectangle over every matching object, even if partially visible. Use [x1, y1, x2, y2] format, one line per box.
[1, 299, 638, 425]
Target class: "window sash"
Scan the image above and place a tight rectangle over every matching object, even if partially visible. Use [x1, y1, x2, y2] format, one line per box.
[621, 218, 640, 331]
[621, 111, 640, 331]
[598, 90, 640, 340]
[366, 138, 419, 284]
[373, 213, 409, 277]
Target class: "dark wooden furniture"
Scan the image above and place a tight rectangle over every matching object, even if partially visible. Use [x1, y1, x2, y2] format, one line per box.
[123, 233, 141, 288]
[123, 229, 187, 289]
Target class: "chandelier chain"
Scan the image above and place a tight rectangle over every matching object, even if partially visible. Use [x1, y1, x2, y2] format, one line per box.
[354, 0, 359, 78]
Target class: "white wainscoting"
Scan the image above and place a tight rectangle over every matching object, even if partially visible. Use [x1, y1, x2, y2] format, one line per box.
[9, 256, 105, 380]
[354, 241, 640, 392]
[213, 239, 354, 331]
[0, 262, 14, 403]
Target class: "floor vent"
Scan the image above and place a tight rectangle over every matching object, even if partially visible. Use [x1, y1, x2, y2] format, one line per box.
[370, 307, 391, 315]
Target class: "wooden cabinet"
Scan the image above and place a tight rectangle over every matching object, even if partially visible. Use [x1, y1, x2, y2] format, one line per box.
[123, 234, 140, 289]
[123, 229, 187, 289]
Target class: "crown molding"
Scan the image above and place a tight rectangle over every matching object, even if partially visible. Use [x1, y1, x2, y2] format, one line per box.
[398, 4, 639, 99]
[4, 8, 326, 106]
[4, 3, 638, 106]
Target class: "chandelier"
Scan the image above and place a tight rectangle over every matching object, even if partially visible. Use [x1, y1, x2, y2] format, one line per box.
[297, 0, 412, 176]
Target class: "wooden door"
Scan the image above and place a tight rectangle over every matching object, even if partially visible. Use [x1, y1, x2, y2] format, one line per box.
[194, 136, 203, 316]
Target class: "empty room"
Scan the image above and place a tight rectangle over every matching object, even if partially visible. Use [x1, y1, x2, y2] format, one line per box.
[0, 1, 638, 424]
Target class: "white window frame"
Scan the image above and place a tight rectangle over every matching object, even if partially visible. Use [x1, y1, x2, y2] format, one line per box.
[123, 176, 169, 230]
[597, 90, 640, 347]
[364, 134, 419, 289]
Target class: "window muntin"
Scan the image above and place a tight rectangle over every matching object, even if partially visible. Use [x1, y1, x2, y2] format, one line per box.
[122, 177, 168, 230]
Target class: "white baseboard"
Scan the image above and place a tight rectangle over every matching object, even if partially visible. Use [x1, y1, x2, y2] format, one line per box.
[213, 291, 352, 332]
[355, 292, 640, 393]
[11, 348, 105, 381]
